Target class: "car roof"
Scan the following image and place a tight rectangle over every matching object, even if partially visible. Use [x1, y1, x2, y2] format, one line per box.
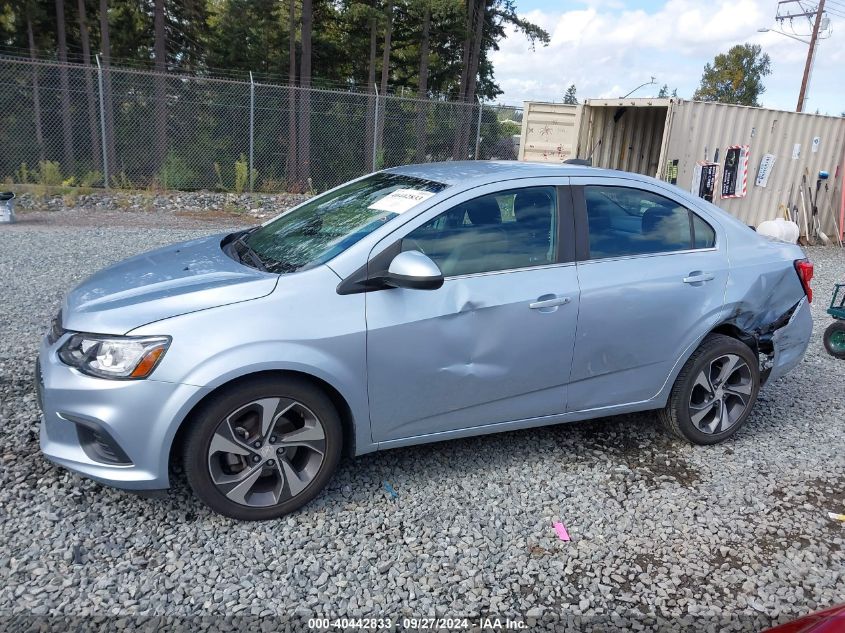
[385, 160, 627, 187]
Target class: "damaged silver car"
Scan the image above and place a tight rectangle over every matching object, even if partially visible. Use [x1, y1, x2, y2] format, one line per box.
[37, 161, 813, 520]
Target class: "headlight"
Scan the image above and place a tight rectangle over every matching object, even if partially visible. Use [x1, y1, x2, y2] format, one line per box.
[58, 334, 171, 379]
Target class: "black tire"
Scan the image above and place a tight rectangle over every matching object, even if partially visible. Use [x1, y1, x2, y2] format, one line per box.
[659, 334, 760, 445]
[183, 375, 342, 520]
[823, 321, 845, 360]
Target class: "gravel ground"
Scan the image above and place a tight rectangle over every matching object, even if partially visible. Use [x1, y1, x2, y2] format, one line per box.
[0, 212, 843, 631]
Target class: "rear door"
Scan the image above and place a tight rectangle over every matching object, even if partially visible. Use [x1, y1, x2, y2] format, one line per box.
[566, 176, 728, 412]
[365, 179, 580, 443]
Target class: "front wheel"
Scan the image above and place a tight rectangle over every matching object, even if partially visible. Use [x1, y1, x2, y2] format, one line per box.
[823, 321, 845, 360]
[659, 334, 760, 445]
[183, 376, 342, 520]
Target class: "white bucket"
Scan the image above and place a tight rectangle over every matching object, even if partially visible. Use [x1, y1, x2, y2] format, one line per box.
[756, 218, 799, 244]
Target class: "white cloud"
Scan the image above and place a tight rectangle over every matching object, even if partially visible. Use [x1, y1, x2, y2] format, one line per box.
[490, 1, 844, 116]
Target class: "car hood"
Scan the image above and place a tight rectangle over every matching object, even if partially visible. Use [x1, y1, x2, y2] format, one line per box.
[61, 233, 279, 335]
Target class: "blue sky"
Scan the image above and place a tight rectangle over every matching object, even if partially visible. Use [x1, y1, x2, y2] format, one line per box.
[491, 0, 843, 116]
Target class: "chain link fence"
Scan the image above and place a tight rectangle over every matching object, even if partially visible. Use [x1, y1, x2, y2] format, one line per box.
[0, 56, 523, 194]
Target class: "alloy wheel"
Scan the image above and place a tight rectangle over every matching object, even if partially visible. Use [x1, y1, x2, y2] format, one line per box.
[688, 353, 754, 435]
[207, 397, 326, 507]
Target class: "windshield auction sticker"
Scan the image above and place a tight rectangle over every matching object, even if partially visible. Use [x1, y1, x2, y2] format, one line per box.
[368, 189, 435, 214]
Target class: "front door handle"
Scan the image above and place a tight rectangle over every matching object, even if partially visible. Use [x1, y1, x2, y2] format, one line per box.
[529, 295, 571, 310]
[683, 272, 715, 284]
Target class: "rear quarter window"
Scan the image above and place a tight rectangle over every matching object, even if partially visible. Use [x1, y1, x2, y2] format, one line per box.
[692, 213, 716, 248]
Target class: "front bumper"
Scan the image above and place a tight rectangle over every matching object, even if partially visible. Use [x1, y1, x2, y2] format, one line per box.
[765, 296, 813, 384]
[37, 336, 207, 490]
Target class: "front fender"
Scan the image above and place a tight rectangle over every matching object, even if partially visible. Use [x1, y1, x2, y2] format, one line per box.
[129, 266, 371, 457]
[173, 341, 372, 456]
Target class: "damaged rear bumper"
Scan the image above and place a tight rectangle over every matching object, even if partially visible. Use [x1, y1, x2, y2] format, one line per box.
[763, 297, 812, 384]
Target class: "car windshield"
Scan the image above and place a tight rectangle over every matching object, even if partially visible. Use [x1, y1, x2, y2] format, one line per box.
[244, 172, 447, 273]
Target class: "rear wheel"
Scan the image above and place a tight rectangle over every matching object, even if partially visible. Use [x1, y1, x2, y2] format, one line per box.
[823, 321, 845, 359]
[183, 376, 342, 520]
[659, 334, 760, 445]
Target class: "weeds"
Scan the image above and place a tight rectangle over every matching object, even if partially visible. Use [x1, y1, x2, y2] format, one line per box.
[259, 178, 285, 193]
[110, 171, 134, 189]
[37, 161, 63, 187]
[15, 163, 32, 184]
[14, 161, 64, 188]
[78, 171, 102, 194]
[234, 154, 257, 194]
[158, 152, 197, 190]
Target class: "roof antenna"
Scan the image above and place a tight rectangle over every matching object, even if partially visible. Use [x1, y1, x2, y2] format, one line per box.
[566, 139, 599, 166]
[588, 138, 601, 162]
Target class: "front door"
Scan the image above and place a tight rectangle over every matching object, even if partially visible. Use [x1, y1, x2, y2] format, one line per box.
[366, 183, 580, 443]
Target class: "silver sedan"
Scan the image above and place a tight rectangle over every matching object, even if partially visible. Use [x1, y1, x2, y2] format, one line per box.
[37, 161, 813, 519]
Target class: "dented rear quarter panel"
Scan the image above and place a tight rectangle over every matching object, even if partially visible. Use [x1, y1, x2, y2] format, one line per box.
[722, 225, 807, 329]
[710, 207, 811, 383]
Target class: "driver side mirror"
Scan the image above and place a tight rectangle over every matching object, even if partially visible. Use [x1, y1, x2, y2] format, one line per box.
[384, 250, 444, 290]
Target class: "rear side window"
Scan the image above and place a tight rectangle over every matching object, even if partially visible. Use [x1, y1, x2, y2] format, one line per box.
[583, 186, 714, 259]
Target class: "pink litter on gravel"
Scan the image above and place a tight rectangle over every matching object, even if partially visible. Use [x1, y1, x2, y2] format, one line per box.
[553, 521, 570, 541]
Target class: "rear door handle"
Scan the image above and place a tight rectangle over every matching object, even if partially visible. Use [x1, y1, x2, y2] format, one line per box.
[529, 295, 571, 309]
[683, 272, 715, 284]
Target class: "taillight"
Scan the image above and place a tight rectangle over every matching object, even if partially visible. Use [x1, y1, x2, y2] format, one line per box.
[794, 259, 813, 303]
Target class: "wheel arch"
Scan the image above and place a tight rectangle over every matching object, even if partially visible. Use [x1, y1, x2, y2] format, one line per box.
[708, 322, 759, 355]
[702, 320, 774, 384]
[168, 369, 359, 478]
[651, 319, 762, 409]
[706, 316, 799, 385]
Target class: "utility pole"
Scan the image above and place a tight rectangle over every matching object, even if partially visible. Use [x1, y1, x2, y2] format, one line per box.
[775, 0, 829, 112]
[797, 0, 825, 112]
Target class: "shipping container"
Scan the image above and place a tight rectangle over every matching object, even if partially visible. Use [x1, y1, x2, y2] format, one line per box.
[518, 101, 582, 164]
[519, 98, 845, 238]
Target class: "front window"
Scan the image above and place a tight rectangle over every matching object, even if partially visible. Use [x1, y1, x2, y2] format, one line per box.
[402, 186, 558, 277]
[244, 172, 447, 272]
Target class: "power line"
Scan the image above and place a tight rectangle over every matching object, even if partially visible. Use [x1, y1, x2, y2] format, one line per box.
[797, 0, 826, 112]
[770, 0, 835, 112]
